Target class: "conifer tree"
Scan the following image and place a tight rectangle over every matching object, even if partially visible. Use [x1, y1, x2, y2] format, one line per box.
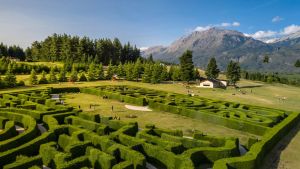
[39, 71, 48, 84]
[117, 63, 125, 78]
[179, 50, 194, 82]
[171, 67, 181, 81]
[29, 69, 38, 85]
[106, 62, 114, 80]
[48, 67, 57, 83]
[160, 65, 169, 81]
[125, 63, 134, 81]
[87, 63, 96, 81]
[69, 66, 78, 82]
[4, 64, 17, 87]
[295, 59, 300, 67]
[79, 72, 87, 81]
[142, 63, 152, 83]
[132, 59, 142, 81]
[194, 68, 201, 80]
[205, 57, 219, 79]
[226, 61, 241, 86]
[58, 68, 67, 82]
[151, 62, 162, 84]
[96, 63, 105, 80]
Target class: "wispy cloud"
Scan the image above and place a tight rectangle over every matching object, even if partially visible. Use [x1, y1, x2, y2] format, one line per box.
[194, 21, 240, 32]
[272, 16, 283, 23]
[244, 30, 277, 39]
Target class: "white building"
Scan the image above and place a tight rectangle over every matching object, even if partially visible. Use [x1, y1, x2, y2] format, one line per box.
[197, 79, 227, 88]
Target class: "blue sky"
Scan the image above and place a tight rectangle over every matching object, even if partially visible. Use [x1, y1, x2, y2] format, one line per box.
[0, 0, 299, 48]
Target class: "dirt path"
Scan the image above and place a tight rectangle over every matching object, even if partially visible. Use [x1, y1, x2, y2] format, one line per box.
[260, 121, 300, 169]
[125, 105, 152, 111]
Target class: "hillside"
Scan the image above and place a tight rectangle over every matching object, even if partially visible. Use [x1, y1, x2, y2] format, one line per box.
[142, 28, 300, 72]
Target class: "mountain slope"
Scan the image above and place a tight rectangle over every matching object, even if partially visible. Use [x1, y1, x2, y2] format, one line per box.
[142, 28, 300, 72]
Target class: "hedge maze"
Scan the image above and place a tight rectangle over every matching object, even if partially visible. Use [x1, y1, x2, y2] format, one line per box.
[0, 85, 298, 169]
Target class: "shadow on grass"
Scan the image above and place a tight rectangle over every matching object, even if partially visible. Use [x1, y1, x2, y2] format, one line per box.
[259, 120, 300, 169]
[238, 85, 264, 89]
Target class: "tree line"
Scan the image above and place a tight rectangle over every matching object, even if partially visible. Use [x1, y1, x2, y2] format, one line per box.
[242, 71, 300, 86]
[25, 34, 141, 65]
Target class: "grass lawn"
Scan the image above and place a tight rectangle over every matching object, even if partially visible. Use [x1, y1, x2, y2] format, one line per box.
[64, 92, 257, 145]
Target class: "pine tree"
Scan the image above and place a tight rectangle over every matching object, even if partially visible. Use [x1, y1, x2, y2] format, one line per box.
[58, 68, 67, 82]
[263, 55, 269, 63]
[39, 71, 48, 84]
[205, 57, 219, 79]
[148, 54, 154, 63]
[4, 64, 17, 87]
[295, 59, 300, 67]
[29, 69, 38, 85]
[226, 61, 241, 86]
[179, 50, 194, 82]
[87, 63, 96, 81]
[125, 63, 134, 81]
[48, 67, 57, 83]
[132, 59, 142, 81]
[79, 72, 87, 81]
[151, 62, 162, 84]
[69, 66, 78, 82]
[96, 63, 105, 80]
[194, 68, 201, 80]
[106, 62, 114, 80]
[142, 63, 152, 83]
[171, 67, 181, 81]
[117, 63, 125, 78]
[160, 65, 169, 81]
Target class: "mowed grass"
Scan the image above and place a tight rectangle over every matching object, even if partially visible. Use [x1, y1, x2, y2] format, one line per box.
[64, 93, 257, 145]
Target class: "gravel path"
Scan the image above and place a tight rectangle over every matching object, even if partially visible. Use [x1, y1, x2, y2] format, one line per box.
[125, 105, 152, 111]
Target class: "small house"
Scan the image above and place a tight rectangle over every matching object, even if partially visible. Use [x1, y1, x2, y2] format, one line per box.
[197, 79, 227, 88]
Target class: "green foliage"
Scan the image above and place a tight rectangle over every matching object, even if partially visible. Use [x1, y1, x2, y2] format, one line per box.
[142, 63, 152, 83]
[38, 71, 48, 84]
[151, 62, 162, 84]
[295, 59, 300, 67]
[48, 67, 57, 83]
[87, 63, 97, 81]
[29, 69, 38, 85]
[4, 64, 17, 87]
[226, 61, 241, 86]
[205, 57, 220, 79]
[58, 68, 67, 82]
[179, 50, 194, 82]
[97, 63, 105, 80]
[69, 66, 78, 82]
[79, 72, 88, 82]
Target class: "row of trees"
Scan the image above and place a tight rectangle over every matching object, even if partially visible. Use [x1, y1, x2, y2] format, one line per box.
[242, 71, 300, 86]
[0, 43, 25, 61]
[26, 34, 141, 65]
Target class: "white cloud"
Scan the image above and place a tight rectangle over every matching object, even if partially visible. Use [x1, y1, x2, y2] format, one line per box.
[272, 16, 283, 23]
[232, 22, 240, 27]
[249, 30, 277, 39]
[194, 21, 240, 32]
[221, 22, 231, 27]
[281, 24, 300, 35]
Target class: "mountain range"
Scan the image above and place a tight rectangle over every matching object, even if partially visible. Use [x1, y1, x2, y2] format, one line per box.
[142, 28, 300, 72]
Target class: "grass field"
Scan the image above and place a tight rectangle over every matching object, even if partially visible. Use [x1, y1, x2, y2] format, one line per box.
[17, 61, 64, 67]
